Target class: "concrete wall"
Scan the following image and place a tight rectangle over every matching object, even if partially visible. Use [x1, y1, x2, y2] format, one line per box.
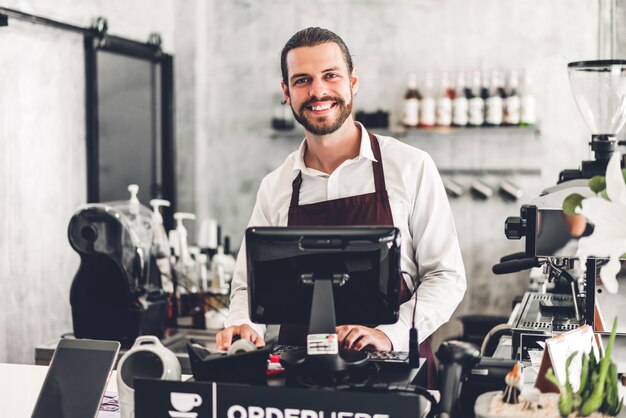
[0, 0, 175, 364]
[0, 0, 606, 363]
[181, 0, 599, 345]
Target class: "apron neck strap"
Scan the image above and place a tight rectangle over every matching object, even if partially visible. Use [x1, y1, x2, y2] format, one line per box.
[290, 172, 303, 208]
[290, 130, 386, 208]
[368, 131, 387, 194]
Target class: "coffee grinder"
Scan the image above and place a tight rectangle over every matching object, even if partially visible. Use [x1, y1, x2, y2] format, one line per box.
[559, 60, 626, 182]
[496, 60, 626, 360]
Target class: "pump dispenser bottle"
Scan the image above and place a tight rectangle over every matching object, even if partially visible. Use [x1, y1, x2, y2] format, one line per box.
[210, 244, 236, 293]
[173, 213, 196, 266]
[150, 199, 171, 256]
[172, 212, 197, 294]
[128, 184, 140, 214]
[149, 199, 173, 293]
[126, 184, 142, 238]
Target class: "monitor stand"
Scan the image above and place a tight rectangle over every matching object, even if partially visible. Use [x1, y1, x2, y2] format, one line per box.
[279, 274, 369, 373]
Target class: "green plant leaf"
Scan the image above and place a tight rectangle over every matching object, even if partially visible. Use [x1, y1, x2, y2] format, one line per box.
[564, 351, 578, 389]
[578, 353, 589, 395]
[563, 193, 585, 215]
[588, 176, 607, 194]
[545, 367, 562, 390]
[581, 318, 619, 415]
[599, 189, 610, 200]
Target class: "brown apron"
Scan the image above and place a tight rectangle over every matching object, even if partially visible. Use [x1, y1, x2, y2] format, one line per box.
[279, 129, 436, 388]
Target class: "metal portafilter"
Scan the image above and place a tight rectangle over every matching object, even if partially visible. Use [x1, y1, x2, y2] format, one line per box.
[499, 180, 524, 201]
[442, 177, 465, 198]
[470, 180, 494, 200]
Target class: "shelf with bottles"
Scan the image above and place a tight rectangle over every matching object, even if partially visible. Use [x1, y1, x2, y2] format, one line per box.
[390, 124, 540, 140]
[269, 123, 539, 141]
[400, 68, 537, 135]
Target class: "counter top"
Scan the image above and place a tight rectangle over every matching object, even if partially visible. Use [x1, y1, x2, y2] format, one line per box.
[34, 328, 218, 373]
[0, 363, 118, 418]
[2, 362, 433, 418]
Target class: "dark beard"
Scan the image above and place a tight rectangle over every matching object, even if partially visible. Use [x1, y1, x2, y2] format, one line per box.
[291, 95, 353, 136]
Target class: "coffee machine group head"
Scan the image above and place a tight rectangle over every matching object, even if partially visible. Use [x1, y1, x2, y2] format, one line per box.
[560, 60, 626, 182]
[68, 187, 170, 347]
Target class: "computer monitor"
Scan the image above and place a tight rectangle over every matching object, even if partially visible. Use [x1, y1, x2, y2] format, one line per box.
[246, 226, 402, 372]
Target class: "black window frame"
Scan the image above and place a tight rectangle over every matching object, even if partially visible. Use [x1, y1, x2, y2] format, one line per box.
[84, 33, 176, 229]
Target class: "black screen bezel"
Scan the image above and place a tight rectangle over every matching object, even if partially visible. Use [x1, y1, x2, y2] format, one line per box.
[245, 226, 402, 326]
[31, 339, 120, 418]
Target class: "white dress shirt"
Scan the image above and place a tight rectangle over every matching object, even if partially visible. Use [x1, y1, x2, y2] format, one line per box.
[225, 123, 467, 351]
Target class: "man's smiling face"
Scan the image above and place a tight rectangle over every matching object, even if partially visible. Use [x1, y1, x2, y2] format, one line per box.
[282, 42, 359, 136]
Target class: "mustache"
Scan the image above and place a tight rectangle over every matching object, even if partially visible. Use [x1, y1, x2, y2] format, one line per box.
[299, 96, 345, 113]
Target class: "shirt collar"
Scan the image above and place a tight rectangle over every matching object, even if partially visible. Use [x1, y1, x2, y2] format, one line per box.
[291, 122, 377, 175]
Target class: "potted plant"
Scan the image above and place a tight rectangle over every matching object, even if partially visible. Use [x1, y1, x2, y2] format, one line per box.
[544, 318, 623, 417]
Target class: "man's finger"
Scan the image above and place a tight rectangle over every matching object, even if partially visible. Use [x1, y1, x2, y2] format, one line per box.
[336, 325, 352, 343]
[221, 327, 235, 350]
[343, 327, 363, 350]
[239, 325, 253, 342]
[354, 334, 373, 351]
[216, 331, 223, 349]
[252, 333, 266, 347]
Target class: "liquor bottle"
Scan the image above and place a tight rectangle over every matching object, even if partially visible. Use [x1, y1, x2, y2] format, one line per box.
[420, 72, 436, 128]
[520, 70, 536, 126]
[401, 73, 421, 128]
[436, 71, 453, 127]
[485, 70, 505, 126]
[468, 71, 485, 126]
[452, 72, 469, 127]
[504, 70, 521, 125]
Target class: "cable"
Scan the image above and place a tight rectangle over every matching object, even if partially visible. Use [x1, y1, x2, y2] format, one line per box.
[292, 362, 381, 390]
[401, 271, 420, 368]
[346, 383, 439, 418]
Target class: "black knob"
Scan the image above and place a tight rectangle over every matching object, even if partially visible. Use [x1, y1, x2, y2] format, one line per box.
[80, 225, 98, 242]
[505, 216, 526, 240]
[519, 204, 529, 219]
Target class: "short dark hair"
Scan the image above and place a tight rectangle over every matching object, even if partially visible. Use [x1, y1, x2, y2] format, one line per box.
[280, 27, 354, 86]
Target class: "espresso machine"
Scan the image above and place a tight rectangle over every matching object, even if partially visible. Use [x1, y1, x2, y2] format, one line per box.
[494, 60, 626, 359]
[68, 185, 171, 347]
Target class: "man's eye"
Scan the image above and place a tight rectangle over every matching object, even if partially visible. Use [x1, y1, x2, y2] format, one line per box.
[294, 78, 309, 85]
[325, 73, 339, 79]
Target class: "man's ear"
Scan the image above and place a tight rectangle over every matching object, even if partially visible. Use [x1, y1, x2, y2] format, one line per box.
[281, 81, 291, 105]
[351, 67, 360, 96]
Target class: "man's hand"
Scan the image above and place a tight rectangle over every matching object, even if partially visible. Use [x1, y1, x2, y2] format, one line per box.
[336, 325, 392, 351]
[216, 324, 265, 351]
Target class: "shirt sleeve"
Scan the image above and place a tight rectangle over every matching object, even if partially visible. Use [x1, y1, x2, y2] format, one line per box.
[377, 154, 467, 351]
[223, 178, 272, 338]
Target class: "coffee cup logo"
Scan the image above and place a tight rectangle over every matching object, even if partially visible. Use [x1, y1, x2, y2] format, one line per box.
[168, 392, 203, 418]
